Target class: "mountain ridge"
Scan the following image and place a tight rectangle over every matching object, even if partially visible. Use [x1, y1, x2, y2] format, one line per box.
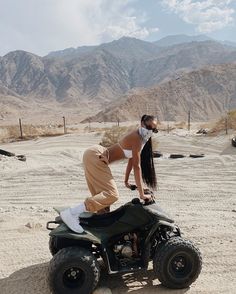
[1, 36, 236, 122]
[83, 63, 236, 122]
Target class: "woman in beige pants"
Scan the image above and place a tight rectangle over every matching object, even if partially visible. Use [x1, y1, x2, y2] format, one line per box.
[60, 115, 158, 233]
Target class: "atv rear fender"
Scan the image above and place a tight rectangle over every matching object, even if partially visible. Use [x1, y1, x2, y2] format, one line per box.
[48, 222, 102, 245]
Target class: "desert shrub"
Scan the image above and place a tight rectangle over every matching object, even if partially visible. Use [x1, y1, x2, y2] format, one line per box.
[0, 124, 63, 142]
[157, 123, 175, 132]
[100, 125, 137, 147]
[174, 121, 187, 129]
[152, 137, 159, 151]
[100, 124, 159, 148]
[209, 109, 236, 134]
[84, 126, 111, 133]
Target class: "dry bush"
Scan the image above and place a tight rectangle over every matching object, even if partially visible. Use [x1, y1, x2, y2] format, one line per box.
[209, 110, 236, 135]
[100, 125, 137, 147]
[174, 121, 187, 129]
[158, 124, 175, 132]
[152, 137, 159, 151]
[84, 126, 111, 133]
[0, 124, 64, 143]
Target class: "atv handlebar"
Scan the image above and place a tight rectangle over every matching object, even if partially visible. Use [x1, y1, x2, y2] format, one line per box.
[130, 184, 137, 190]
[129, 185, 155, 205]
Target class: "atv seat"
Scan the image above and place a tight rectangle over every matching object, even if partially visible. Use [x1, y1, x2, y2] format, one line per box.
[80, 206, 125, 227]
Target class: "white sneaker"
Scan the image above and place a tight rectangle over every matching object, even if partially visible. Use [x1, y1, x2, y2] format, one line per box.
[60, 208, 84, 233]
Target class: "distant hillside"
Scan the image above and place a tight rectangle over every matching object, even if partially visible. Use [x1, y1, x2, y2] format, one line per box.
[0, 38, 235, 106]
[47, 46, 97, 59]
[1, 36, 236, 122]
[130, 41, 236, 88]
[154, 34, 212, 47]
[84, 63, 236, 122]
[47, 37, 161, 60]
[222, 41, 236, 48]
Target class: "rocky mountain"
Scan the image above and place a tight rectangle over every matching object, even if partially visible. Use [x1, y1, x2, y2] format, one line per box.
[1, 36, 236, 121]
[153, 34, 213, 47]
[84, 63, 236, 122]
[47, 37, 161, 60]
[1, 38, 235, 102]
[129, 41, 236, 88]
[222, 40, 236, 48]
[0, 50, 55, 100]
[47, 46, 97, 59]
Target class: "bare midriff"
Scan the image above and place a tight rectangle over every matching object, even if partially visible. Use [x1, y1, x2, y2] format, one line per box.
[104, 130, 141, 164]
[107, 143, 126, 163]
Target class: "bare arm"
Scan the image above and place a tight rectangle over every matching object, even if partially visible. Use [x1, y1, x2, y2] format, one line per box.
[124, 158, 133, 188]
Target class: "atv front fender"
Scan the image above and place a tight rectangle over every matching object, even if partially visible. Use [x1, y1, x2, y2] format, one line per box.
[158, 220, 181, 237]
[145, 220, 180, 247]
[158, 220, 177, 230]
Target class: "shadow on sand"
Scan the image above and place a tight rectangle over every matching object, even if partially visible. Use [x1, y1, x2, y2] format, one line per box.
[0, 261, 190, 294]
[100, 268, 190, 294]
[0, 262, 50, 294]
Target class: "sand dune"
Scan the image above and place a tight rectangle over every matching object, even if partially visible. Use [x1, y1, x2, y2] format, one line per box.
[0, 130, 236, 293]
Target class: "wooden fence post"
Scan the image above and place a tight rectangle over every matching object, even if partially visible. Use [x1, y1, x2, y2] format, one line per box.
[188, 110, 191, 131]
[225, 116, 228, 135]
[88, 118, 91, 132]
[19, 118, 23, 139]
[63, 116, 66, 134]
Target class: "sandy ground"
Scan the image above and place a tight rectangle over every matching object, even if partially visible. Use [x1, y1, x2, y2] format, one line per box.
[0, 128, 236, 294]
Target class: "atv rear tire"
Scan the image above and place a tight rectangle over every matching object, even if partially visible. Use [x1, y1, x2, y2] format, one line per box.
[48, 246, 100, 294]
[153, 237, 202, 289]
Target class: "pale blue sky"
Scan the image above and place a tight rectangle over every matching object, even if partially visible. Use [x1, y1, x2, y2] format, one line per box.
[0, 0, 235, 56]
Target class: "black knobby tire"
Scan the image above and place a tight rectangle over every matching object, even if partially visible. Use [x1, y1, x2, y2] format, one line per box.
[49, 236, 59, 256]
[153, 237, 202, 289]
[48, 246, 100, 294]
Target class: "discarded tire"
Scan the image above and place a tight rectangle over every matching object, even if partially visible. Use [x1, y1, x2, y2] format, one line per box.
[189, 154, 204, 158]
[0, 149, 26, 161]
[153, 151, 163, 158]
[169, 154, 185, 159]
[0, 149, 15, 157]
[16, 155, 26, 161]
[232, 137, 236, 148]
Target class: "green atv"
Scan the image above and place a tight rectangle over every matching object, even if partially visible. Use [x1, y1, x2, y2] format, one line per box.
[47, 194, 202, 294]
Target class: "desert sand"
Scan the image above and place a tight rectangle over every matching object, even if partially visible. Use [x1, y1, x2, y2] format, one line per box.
[0, 127, 236, 294]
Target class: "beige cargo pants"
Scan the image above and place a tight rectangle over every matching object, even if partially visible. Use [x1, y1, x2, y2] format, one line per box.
[83, 145, 119, 212]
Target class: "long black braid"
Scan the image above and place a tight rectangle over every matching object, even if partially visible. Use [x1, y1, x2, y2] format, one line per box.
[140, 115, 157, 190]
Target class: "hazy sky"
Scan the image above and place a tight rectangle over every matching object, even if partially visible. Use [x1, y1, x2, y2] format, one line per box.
[0, 0, 235, 56]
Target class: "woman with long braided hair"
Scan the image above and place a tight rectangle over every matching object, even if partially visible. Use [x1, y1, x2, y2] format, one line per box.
[60, 114, 158, 233]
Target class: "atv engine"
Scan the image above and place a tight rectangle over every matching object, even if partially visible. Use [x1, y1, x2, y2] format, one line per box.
[113, 233, 138, 258]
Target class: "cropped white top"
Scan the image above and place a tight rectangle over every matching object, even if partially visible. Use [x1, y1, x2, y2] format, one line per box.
[118, 142, 145, 159]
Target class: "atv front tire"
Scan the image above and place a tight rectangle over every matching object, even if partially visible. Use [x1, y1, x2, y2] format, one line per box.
[49, 236, 59, 256]
[48, 246, 100, 294]
[153, 237, 202, 289]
